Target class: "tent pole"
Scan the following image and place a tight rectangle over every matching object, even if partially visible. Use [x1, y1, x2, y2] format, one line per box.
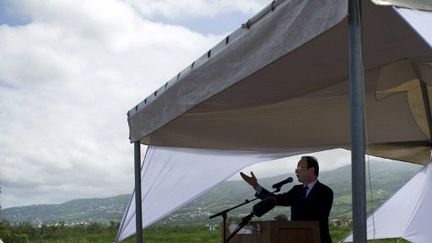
[134, 142, 143, 243]
[349, 0, 367, 242]
[419, 81, 432, 140]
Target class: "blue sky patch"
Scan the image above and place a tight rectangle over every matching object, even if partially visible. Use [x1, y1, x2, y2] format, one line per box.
[0, 1, 31, 26]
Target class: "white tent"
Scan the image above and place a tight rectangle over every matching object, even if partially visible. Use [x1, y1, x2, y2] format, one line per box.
[344, 162, 432, 242]
[127, 0, 432, 159]
[116, 0, 432, 242]
[115, 146, 317, 241]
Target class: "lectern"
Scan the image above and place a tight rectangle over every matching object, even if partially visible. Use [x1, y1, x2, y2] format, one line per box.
[226, 220, 321, 243]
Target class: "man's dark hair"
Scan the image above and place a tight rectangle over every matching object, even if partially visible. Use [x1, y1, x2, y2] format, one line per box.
[302, 156, 319, 176]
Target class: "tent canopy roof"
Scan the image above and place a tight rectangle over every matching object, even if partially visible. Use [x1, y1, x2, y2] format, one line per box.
[127, 0, 432, 164]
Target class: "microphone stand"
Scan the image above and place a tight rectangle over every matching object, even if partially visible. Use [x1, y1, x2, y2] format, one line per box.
[224, 213, 254, 243]
[208, 188, 280, 243]
[209, 197, 259, 242]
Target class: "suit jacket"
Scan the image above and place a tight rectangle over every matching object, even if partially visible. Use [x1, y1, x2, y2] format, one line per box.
[257, 181, 333, 243]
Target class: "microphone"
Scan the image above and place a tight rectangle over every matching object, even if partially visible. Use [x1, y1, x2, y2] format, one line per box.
[272, 177, 293, 192]
[252, 197, 276, 217]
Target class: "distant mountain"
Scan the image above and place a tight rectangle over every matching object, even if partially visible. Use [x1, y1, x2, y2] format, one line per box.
[163, 160, 421, 225]
[0, 195, 130, 226]
[0, 160, 422, 226]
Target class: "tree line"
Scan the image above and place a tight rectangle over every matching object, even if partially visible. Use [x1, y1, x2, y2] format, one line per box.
[0, 220, 120, 243]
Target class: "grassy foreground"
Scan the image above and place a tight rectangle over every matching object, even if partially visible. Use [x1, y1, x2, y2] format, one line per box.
[0, 222, 220, 243]
[0, 221, 408, 243]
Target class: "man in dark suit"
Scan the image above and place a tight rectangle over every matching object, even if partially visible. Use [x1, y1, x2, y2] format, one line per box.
[240, 156, 333, 243]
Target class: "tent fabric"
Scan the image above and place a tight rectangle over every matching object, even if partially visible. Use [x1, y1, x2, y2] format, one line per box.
[127, 0, 348, 143]
[127, 0, 432, 165]
[343, 162, 432, 242]
[396, 7, 432, 49]
[373, 0, 432, 11]
[115, 145, 324, 242]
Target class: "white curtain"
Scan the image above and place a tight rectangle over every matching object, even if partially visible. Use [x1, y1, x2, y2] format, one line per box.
[344, 162, 432, 242]
[115, 145, 319, 242]
[396, 7, 432, 48]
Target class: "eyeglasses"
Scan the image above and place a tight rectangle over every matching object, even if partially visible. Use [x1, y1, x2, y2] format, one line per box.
[295, 166, 309, 171]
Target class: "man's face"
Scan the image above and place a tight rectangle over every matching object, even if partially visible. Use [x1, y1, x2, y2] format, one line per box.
[295, 158, 314, 184]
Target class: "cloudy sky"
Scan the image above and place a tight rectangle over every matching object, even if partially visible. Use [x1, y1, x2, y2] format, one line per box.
[0, 0, 395, 209]
[0, 0, 278, 209]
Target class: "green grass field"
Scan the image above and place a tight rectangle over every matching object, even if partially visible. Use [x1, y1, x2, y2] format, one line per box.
[0, 221, 409, 243]
[0, 222, 220, 243]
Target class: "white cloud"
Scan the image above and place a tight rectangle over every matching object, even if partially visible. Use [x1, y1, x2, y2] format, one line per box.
[125, 0, 269, 19]
[0, 0, 223, 208]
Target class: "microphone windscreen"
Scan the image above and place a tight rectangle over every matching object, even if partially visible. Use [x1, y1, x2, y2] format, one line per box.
[252, 197, 276, 217]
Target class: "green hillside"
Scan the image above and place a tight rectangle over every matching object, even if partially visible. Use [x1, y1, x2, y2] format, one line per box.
[0, 195, 130, 226]
[0, 160, 421, 227]
[165, 160, 421, 225]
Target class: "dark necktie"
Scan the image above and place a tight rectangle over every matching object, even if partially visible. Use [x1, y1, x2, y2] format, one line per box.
[302, 185, 309, 199]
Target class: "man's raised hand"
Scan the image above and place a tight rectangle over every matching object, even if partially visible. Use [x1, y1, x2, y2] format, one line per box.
[240, 171, 258, 187]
